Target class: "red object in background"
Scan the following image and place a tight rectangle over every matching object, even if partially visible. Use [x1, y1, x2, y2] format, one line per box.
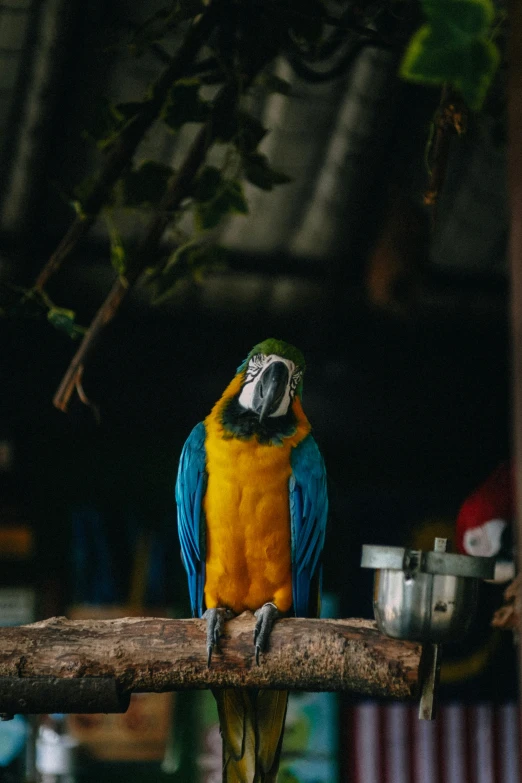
[455, 462, 514, 558]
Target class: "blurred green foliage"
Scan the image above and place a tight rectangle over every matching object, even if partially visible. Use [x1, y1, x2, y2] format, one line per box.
[400, 0, 501, 110]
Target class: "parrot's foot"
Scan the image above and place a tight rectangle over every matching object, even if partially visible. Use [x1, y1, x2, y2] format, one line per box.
[253, 602, 281, 665]
[203, 607, 234, 667]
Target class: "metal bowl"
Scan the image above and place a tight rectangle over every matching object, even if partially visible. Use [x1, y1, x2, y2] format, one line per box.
[361, 544, 494, 643]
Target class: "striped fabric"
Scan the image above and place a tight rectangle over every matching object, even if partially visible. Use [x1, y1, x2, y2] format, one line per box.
[344, 702, 520, 783]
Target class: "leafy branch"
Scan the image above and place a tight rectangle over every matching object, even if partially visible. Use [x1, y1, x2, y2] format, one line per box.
[399, 0, 504, 219]
[29, 0, 347, 414]
[52, 74, 265, 411]
[23, 0, 500, 415]
[34, 0, 223, 292]
[0, 282, 87, 340]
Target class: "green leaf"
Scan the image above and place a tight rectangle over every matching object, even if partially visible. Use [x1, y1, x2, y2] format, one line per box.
[212, 111, 268, 153]
[82, 98, 149, 149]
[236, 113, 268, 154]
[422, 0, 494, 37]
[243, 153, 292, 190]
[162, 79, 208, 132]
[129, 5, 178, 55]
[192, 168, 248, 230]
[224, 180, 249, 213]
[151, 242, 228, 303]
[103, 211, 128, 276]
[119, 161, 174, 207]
[400, 24, 500, 109]
[195, 193, 231, 230]
[128, 2, 204, 55]
[402, 28, 463, 81]
[195, 179, 248, 230]
[192, 166, 224, 202]
[47, 307, 86, 340]
[192, 244, 228, 282]
[400, 0, 500, 110]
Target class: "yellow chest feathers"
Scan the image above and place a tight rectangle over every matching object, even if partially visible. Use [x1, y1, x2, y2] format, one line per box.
[201, 374, 310, 613]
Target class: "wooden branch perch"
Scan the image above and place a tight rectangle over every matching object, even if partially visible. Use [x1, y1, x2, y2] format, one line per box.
[0, 614, 421, 715]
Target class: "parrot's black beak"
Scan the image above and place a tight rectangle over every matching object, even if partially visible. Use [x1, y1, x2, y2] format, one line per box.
[252, 361, 289, 421]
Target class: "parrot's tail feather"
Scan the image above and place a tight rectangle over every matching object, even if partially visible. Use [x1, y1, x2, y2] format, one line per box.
[255, 690, 288, 778]
[213, 689, 288, 783]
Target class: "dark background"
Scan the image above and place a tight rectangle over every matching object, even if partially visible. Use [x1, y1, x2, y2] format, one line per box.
[0, 0, 515, 716]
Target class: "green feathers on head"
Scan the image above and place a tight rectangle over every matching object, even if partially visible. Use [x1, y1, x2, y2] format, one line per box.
[238, 338, 305, 369]
[248, 338, 305, 368]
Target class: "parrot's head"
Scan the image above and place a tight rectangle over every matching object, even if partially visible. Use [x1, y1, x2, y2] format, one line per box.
[218, 339, 307, 444]
[236, 338, 305, 421]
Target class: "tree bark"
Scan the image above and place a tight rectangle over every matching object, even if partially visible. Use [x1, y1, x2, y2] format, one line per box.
[0, 615, 420, 714]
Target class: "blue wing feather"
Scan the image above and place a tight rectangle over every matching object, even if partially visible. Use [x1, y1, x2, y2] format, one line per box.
[175, 421, 207, 618]
[290, 434, 328, 617]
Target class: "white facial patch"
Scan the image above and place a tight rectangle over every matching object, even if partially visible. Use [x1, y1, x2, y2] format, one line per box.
[463, 518, 507, 557]
[238, 354, 301, 417]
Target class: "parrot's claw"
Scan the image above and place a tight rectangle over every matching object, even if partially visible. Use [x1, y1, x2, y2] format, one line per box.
[253, 602, 281, 665]
[203, 607, 234, 666]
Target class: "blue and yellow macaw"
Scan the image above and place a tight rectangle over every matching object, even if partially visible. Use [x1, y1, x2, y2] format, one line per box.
[176, 338, 328, 782]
